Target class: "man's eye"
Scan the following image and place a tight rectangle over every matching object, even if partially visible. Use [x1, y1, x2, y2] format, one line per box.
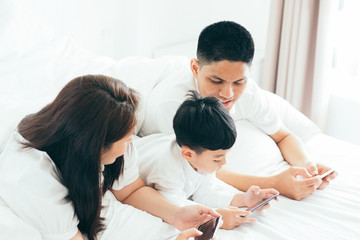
[210, 79, 222, 84]
[234, 79, 246, 85]
[213, 160, 221, 163]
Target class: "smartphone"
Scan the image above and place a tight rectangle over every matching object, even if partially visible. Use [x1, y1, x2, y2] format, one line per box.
[246, 193, 279, 213]
[195, 216, 222, 240]
[320, 169, 335, 179]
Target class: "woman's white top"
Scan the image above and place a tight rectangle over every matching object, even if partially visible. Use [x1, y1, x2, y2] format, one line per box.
[0, 132, 141, 240]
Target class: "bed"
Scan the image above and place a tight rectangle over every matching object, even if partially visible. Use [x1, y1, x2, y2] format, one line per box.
[1, 4, 360, 240]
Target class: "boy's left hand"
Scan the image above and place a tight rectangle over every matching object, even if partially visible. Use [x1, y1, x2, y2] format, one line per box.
[244, 186, 279, 208]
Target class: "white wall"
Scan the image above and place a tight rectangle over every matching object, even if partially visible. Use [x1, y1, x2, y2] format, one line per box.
[8, 0, 271, 82]
[326, 95, 360, 145]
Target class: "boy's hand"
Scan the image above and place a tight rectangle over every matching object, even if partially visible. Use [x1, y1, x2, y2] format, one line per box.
[216, 206, 255, 230]
[244, 186, 279, 208]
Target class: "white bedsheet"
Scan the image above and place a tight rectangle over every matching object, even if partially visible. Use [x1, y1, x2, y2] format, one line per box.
[216, 133, 360, 240]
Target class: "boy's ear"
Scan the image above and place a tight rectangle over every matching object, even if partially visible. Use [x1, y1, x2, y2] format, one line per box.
[181, 146, 195, 162]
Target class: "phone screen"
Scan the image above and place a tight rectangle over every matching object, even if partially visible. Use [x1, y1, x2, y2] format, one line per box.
[246, 193, 279, 213]
[195, 216, 222, 240]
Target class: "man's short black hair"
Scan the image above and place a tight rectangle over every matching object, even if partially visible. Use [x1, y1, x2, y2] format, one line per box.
[197, 21, 255, 65]
[173, 90, 237, 153]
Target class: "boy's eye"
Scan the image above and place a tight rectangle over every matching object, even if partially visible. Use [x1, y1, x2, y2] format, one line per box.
[213, 160, 221, 163]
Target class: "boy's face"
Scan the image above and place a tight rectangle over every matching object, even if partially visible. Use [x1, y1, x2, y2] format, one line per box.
[182, 147, 229, 174]
[190, 59, 251, 111]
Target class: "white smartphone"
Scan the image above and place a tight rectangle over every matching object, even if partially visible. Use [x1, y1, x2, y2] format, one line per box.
[246, 193, 279, 213]
[195, 216, 222, 240]
[320, 169, 335, 179]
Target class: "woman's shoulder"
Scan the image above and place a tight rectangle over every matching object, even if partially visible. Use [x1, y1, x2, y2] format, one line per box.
[0, 131, 60, 183]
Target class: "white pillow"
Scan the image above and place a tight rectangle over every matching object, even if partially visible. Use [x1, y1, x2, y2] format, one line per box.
[225, 91, 321, 176]
[262, 90, 321, 142]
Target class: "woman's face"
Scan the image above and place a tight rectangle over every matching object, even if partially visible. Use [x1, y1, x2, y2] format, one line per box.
[100, 128, 134, 165]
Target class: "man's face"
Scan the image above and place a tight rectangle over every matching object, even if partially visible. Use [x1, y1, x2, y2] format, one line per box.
[191, 59, 251, 110]
[182, 147, 229, 174]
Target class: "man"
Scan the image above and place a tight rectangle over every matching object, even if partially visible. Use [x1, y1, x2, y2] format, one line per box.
[139, 21, 337, 200]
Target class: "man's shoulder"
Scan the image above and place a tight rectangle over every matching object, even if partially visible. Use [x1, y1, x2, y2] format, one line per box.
[152, 68, 195, 97]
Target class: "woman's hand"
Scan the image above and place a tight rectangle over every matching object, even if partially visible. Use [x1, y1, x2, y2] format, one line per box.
[176, 228, 203, 240]
[171, 205, 220, 231]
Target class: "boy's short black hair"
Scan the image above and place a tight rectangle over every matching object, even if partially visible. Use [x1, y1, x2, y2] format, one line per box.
[197, 21, 255, 65]
[173, 90, 237, 154]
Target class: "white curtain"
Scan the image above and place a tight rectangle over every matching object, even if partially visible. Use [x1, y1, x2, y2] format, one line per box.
[260, 0, 335, 130]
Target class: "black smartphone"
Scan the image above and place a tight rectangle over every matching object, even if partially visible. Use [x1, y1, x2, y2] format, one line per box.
[246, 193, 279, 213]
[195, 216, 222, 240]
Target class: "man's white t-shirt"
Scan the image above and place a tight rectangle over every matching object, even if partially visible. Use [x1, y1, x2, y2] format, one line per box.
[139, 68, 282, 137]
[134, 134, 240, 209]
[0, 132, 175, 240]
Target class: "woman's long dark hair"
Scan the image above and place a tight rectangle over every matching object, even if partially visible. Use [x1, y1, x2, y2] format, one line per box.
[18, 75, 139, 240]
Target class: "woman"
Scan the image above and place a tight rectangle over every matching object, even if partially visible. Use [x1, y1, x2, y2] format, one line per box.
[0, 75, 218, 240]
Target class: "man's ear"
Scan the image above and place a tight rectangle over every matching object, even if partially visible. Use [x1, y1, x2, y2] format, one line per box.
[181, 146, 195, 163]
[190, 58, 200, 79]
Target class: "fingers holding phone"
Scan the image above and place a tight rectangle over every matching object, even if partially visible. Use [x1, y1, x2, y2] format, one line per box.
[316, 165, 338, 189]
[244, 186, 279, 208]
[176, 228, 203, 240]
[216, 206, 256, 230]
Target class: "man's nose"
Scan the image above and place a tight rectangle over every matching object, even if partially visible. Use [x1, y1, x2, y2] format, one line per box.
[219, 84, 234, 99]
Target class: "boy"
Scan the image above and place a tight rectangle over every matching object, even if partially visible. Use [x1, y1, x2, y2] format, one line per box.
[135, 91, 278, 230]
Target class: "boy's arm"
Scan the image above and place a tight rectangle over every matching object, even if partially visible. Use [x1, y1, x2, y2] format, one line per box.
[146, 162, 196, 207]
[192, 175, 239, 208]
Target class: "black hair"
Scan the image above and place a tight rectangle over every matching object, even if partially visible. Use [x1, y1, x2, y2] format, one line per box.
[197, 21, 255, 65]
[18, 75, 139, 240]
[173, 90, 237, 153]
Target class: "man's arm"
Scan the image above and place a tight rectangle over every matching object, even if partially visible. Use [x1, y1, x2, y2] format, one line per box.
[216, 167, 322, 201]
[270, 125, 317, 173]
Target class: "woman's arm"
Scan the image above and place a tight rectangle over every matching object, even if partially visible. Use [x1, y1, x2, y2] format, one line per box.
[111, 177, 219, 230]
[70, 230, 84, 240]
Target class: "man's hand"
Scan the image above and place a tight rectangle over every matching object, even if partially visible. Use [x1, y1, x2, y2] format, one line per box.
[216, 206, 255, 230]
[304, 161, 318, 175]
[315, 163, 338, 190]
[243, 186, 279, 208]
[274, 167, 322, 200]
[172, 205, 220, 231]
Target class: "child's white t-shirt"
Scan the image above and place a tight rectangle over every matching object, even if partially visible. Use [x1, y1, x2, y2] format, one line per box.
[135, 134, 240, 209]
